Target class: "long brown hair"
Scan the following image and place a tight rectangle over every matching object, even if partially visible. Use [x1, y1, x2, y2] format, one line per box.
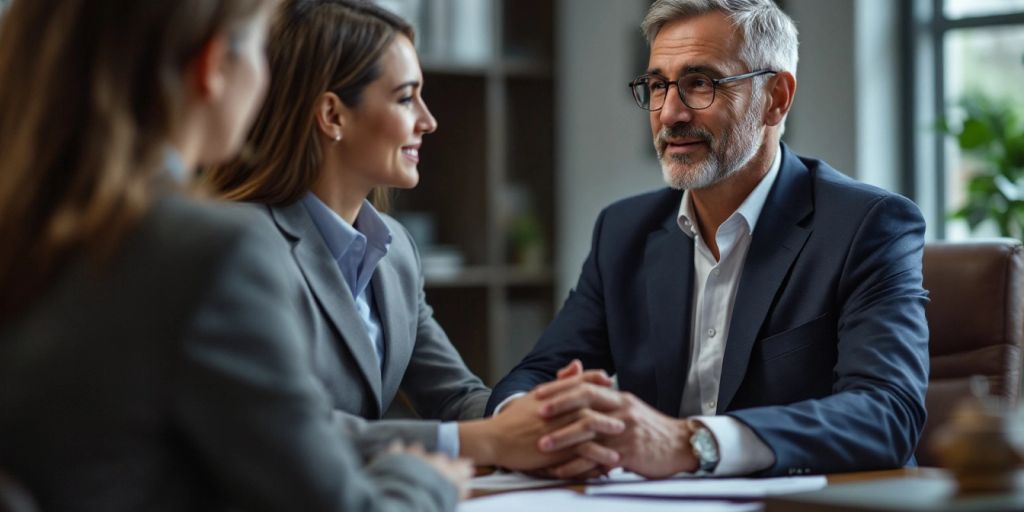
[0, 0, 269, 319]
[204, 0, 413, 210]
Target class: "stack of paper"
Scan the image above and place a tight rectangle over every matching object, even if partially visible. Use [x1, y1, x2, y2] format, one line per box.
[460, 489, 761, 512]
[469, 467, 647, 492]
[585, 475, 828, 499]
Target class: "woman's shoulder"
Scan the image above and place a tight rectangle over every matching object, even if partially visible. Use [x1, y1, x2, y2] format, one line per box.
[379, 213, 419, 253]
[138, 194, 287, 273]
[377, 212, 425, 274]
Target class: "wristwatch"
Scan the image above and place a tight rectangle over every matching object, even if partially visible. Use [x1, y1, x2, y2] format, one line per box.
[689, 422, 720, 473]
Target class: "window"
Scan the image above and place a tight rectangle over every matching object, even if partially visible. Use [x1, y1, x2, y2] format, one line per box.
[914, 0, 1024, 239]
[945, 0, 1024, 19]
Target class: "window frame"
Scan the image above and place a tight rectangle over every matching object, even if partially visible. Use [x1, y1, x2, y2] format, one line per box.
[912, 0, 1024, 238]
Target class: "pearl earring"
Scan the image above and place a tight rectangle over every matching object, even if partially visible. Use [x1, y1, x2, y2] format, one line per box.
[333, 134, 341, 142]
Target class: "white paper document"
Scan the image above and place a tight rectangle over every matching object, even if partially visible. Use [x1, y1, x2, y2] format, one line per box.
[585, 475, 827, 498]
[459, 489, 761, 512]
[468, 471, 567, 492]
[469, 467, 649, 492]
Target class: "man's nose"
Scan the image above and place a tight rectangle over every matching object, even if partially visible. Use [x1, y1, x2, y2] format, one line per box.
[658, 85, 695, 126]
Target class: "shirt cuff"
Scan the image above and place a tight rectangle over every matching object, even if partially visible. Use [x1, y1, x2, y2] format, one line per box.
[492, 392, 528, 416]
[437, 422, 460, 458]
[692, 415, 775, 476]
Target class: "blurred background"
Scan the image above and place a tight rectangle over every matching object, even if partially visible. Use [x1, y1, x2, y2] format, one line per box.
[4, 0, 1019, 384]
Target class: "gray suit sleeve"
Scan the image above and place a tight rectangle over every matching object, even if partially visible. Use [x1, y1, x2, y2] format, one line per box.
[332, 409, 444, 456]
[170, 223, 458, 512]
[396, 224, 490, 422]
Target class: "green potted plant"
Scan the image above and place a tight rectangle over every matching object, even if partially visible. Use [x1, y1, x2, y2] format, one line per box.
[939, 95, 1024, 239]
[507, 212, 545, 271]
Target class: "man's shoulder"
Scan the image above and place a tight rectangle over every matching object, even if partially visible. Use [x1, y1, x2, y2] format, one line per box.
[806, 157, 882, 194]
[797, 154, 917, 214]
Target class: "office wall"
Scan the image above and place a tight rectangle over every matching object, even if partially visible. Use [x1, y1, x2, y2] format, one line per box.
[784, 0, 902, 192]
[783, 0, 859, 178]
[555, 0, 662, 298]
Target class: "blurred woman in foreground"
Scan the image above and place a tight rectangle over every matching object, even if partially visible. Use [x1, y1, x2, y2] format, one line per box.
[0, 0, 468, 510]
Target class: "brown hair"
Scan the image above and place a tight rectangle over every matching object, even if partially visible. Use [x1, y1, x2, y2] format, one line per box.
[204, 0, 413, 210]
[0, 0, 269, 319]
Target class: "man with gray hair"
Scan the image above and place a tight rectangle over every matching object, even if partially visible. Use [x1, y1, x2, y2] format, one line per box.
[488, 0, 929, 479]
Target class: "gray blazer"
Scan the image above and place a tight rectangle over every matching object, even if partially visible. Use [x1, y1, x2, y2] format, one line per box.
[259, 202, 490, 455]
[0, 191, 457, 512]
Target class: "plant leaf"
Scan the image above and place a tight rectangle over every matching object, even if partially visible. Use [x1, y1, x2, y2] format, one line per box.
[959, 118, 995, 149]
[1006, 134, 1024, 169]
[995, 174, 1021, 201]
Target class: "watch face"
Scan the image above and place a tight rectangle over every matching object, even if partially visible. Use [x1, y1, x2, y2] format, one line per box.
[691, 427, 720, 471]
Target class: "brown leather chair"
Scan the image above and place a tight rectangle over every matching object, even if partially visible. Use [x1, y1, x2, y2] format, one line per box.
[917, 238, 1024, 466]
[0, 468, 37, 512]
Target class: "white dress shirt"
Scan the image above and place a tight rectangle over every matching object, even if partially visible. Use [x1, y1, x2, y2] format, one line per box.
[678, 147, 781, 476]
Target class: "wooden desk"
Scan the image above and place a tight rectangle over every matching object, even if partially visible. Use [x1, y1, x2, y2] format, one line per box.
[470, 467, 1003, 511]
[766, 468, 1024, 511]
[825, 467, 944, 484]
[470, 467, 930, 499]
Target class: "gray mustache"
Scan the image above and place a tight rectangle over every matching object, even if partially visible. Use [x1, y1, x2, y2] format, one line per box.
[657, 125, 714, 147]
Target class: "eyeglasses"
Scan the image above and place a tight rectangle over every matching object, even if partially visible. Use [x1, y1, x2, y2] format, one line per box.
[628, 69, 777, 111]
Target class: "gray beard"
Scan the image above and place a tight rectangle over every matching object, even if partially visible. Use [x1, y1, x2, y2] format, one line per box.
[656, 100, 764, 190]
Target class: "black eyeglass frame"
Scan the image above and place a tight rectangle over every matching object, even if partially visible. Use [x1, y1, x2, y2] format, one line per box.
[628, 69, 778, 111]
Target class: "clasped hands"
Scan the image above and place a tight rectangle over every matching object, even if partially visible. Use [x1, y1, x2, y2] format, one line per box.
[489, 360, 700, 480]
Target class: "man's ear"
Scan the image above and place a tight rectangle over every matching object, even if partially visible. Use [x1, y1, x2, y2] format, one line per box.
[764, 71, 796, 127]
[188, 34, 231, 101]
[315, 91, 348, 142]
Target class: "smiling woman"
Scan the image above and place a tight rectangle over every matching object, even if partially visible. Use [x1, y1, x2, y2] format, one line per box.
[204, 0, 616, 474]
[205, 0, 431, 212]
[326, 33, 438, 210]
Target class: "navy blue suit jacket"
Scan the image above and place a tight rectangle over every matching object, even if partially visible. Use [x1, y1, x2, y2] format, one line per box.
[488, 145, 930, 476]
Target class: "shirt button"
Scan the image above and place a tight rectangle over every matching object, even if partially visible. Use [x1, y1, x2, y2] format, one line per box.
[707, 328, 716, 338]
[707, 400, 716, 410]
[712, 268, 720, 276]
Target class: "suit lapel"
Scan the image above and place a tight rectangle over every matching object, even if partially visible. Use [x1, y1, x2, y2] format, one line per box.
[372, 258, 411, 408]
[645, 214, 696, 417]
[717, 147, 814, 412]
[270, 203, 384, 414]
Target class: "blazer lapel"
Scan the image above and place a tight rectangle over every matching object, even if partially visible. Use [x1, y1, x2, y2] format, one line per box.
[717, 147, 814, 412]
[270, 203, 384, 413]
[645, 214, 696, 417]
[372, 258, 412, 408]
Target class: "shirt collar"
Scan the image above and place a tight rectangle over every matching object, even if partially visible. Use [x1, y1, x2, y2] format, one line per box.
[677, 143, 783, 238]
[163, 146, 189, 183]
[354, 200, 393, 254]
[300, 192, 392, 262]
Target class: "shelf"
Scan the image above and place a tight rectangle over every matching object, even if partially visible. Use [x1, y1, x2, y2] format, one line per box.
[422, 286, 490, 379]
[503, 267, 554, 287]
[423, 266, 495, 288]
[393, 0, 557, 383]
[501, 58, 551, 78]
[424, 266, 554, 288]
[421, 58, 550, 78]
[421, 59, 492, 77]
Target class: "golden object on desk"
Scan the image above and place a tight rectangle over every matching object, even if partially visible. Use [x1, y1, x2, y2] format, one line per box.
[930, 376, 1024, 494]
